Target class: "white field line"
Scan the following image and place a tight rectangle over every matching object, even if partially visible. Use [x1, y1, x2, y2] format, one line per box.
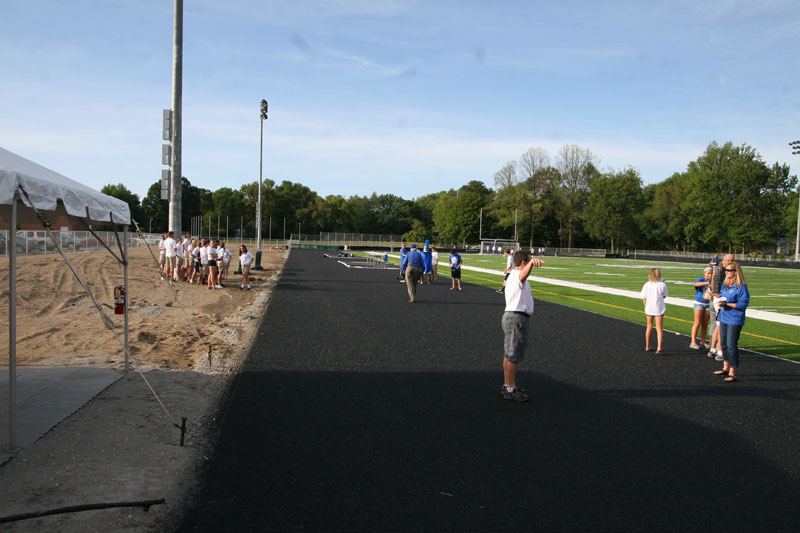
[377, 253, 800, 327]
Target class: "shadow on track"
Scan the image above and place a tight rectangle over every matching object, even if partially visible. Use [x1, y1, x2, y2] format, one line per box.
[179, 251, 800, 531]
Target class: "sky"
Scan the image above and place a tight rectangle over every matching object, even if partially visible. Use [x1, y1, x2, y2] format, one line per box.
[1, 0, 799, 202]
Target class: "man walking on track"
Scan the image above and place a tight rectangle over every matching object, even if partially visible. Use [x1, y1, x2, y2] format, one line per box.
[404, 244, 423, 303]
[501, 249, 544, 402]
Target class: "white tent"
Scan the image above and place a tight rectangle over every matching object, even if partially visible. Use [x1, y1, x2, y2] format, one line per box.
[1, 146, 131, 452]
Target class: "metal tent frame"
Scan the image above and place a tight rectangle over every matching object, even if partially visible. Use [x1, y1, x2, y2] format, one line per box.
[1, 147, 131, 453]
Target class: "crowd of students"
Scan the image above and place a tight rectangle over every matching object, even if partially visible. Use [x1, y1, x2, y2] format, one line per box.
[157, 231, 255, 290]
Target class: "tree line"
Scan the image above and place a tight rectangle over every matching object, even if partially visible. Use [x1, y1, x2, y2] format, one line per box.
[102, 140, 798, 254]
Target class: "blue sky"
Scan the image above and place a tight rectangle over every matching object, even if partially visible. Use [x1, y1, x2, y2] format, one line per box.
[1, 0, 799, 201]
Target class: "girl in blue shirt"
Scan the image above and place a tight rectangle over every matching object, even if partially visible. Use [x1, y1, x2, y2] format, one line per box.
[690, 267, 712, 349]
[713, 261, 750, 382]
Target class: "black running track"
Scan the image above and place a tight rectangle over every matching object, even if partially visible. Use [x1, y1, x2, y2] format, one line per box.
[179, 251, 800, 532]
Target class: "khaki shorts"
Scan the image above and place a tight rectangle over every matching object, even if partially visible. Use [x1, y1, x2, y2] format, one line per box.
[159, 252, 166, 266]
[242, 264, 251, 273]
[166, 256, 177, 268]
[177, 256, 184, 266]
[201, 265, 209, 276]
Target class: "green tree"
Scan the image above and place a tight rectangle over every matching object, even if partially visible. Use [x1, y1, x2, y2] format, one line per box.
[433, 190, 483, 243]
[402, 219, 431, 243]
[556, 144, 597, 248]
[584, 168, 644, 253]
[100, 183, 142, 227]
[682, 142, 797, 253]
[641, 173, 688, 251]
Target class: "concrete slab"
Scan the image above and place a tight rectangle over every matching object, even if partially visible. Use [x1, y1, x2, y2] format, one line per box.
[0, 366, 122, 465]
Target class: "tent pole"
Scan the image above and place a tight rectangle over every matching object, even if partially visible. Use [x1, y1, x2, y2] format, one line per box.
[124, 225, 129, 373]
[8, 191, 18, 452]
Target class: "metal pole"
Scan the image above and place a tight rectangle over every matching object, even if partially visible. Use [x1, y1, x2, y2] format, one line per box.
[269, 216, 272, 243]
[217, 215, 220, 240]
[8, 192, 18, 451]
[123, 225, 129, 372]
[795, 194, 800, 262]
[257, 100, 267, 251]
[168, 0, 183, 236]
[256, 111, 262, 251]
[283, 217, 286, 241]
[226, 215, 229, 242]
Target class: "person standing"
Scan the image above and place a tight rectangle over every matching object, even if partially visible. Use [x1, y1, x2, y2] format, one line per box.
[158, 232, 168, 274]
[174, 237, 184, 281]
[714, 261, 750, 382]
[207, 240, 220, 290]
[404, 244, 424, 303]
[398, 243, 408, 281]
[501, 249, 544, 402]
[449, 248, 462, 291]
[421, 242, 433, 284]
[496, 248, 514, 294]
[689, 266, 712, 349]
[239, 245, 253, 290]
[709, 254, 733, 361]
[431, 246, 439, 283]
[163, 231, 178, 281]
[641, 268, 668, 354]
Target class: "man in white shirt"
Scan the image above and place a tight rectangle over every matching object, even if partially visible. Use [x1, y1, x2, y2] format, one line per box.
[501, 249, 544, 402]
[163, 231, 178, 280]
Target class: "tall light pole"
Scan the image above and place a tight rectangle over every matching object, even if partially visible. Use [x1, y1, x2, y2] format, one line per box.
[168, 0, 183, 236]
[791, 140, 800, 261]
[257, 99, 268, 251]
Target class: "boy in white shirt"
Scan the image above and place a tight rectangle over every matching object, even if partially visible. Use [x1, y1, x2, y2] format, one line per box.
[501, 249, 544, 402]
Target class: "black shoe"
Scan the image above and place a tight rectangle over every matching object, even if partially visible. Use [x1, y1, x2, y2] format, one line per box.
[501, 384, 527, 396]
[503, 387, 529, 402]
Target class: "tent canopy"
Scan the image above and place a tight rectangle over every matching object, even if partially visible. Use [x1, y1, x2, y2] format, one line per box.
[0, 146, 130, 225]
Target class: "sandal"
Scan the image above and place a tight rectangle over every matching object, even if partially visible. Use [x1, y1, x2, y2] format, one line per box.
[713, 369, 727, 375]
[724, 375, 737, 382]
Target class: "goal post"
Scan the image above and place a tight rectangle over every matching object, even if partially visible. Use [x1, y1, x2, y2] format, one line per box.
[479, 239, 519, 255]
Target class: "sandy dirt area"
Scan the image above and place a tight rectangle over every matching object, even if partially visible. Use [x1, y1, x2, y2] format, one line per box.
[0, 245, 287, 530]
[0, 246, 287, 372]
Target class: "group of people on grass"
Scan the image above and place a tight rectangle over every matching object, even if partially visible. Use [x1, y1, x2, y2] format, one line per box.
[158, 231, 255, 290]
[641, 253, 750, 382]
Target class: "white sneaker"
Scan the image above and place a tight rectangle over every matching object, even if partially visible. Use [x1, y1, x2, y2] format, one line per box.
[715, 353, 724, 361]
[247, 285, 251, 290]
[689, 343, 700, 349]
[215, 285, 223, 289]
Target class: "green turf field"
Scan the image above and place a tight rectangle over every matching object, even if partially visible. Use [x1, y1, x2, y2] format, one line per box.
[377, 252, 800, 361]
[468, 254, 800, 316]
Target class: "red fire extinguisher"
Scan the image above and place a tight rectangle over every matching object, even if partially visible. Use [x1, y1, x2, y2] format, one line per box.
[114, 285, 126, 315]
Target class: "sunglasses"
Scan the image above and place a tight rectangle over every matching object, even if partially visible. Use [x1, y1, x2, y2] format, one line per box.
[725, 268, 736, 272]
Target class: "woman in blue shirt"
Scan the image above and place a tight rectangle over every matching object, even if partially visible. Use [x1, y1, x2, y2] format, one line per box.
[713, 261, 750, 382]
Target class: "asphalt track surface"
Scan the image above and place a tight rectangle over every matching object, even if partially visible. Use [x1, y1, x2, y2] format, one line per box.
[180, 251, 800, 532]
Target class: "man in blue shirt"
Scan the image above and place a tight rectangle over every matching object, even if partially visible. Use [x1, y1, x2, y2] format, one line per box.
[405, 243, 424, 303]
[397, 243, 408, 281]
